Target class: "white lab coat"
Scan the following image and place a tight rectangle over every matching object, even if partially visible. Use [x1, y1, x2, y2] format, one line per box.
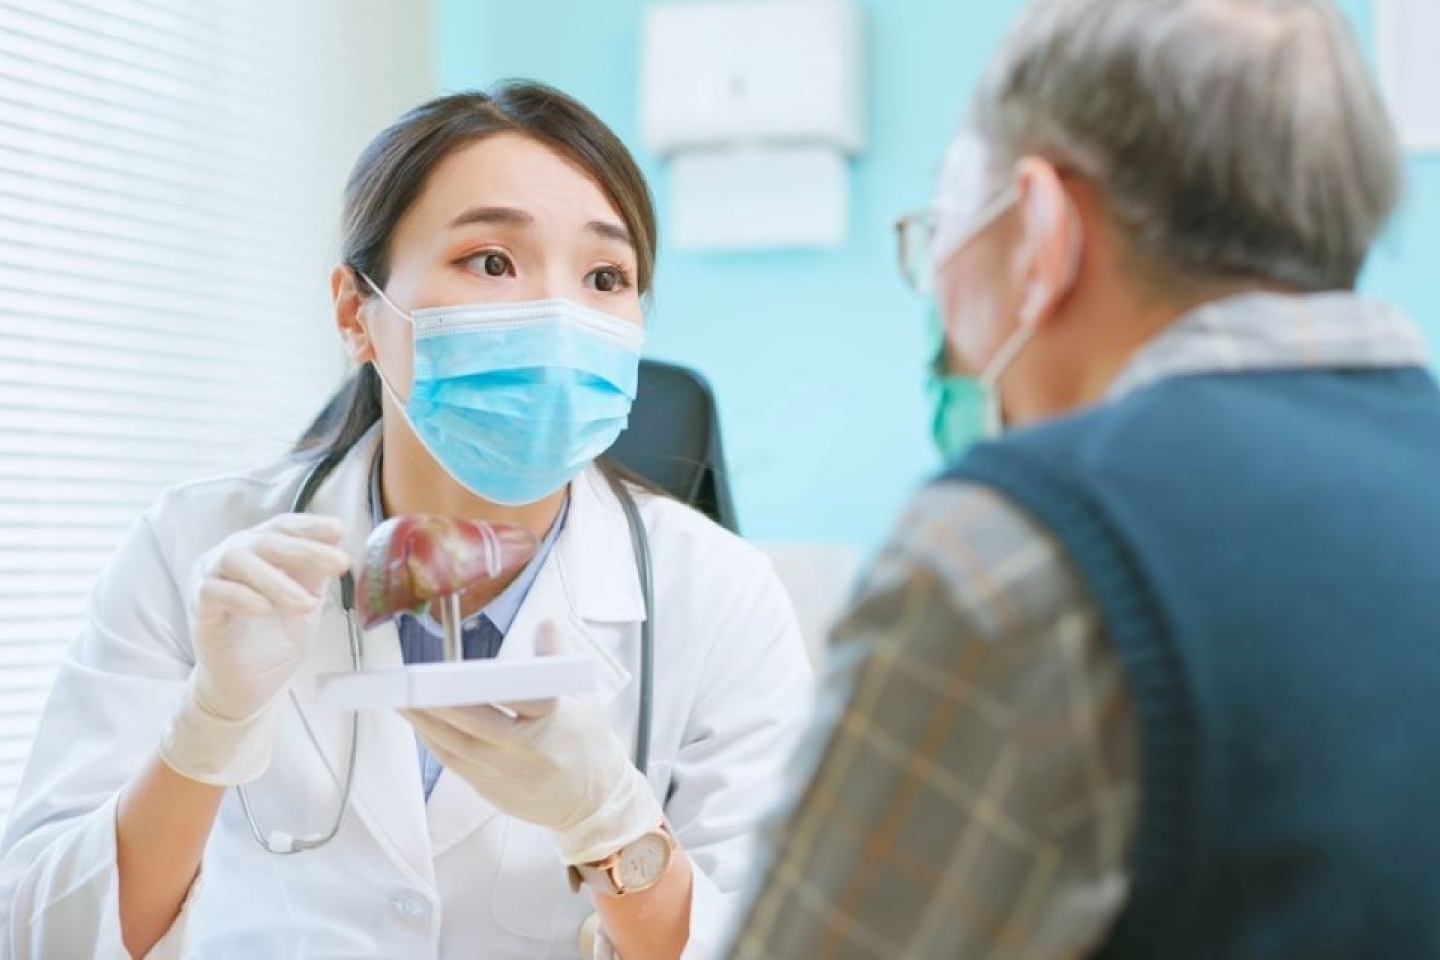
[0, 429, 812, 959]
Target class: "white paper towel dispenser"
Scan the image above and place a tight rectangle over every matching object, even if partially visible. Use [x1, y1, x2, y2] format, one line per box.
[640, 0, 866, 251]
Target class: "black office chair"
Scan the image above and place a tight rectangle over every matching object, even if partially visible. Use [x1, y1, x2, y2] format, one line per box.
[608, 359, 739, 533]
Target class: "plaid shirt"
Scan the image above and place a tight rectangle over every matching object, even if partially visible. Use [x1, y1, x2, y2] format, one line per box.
[727, 292, 1428, 960]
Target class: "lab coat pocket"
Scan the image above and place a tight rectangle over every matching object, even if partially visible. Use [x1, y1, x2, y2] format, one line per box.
[490, 761, 673, 946]
[492, 818, 586, 943]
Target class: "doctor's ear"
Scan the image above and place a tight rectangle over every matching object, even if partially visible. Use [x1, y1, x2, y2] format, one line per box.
[332, 265, 376, 363]
[1010, 159, 1083, 329]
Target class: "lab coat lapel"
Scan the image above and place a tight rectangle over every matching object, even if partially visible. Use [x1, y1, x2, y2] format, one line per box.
[285, 429, 437, 892]
[501, 467, 643, 703]
[428, 467, 645, 858]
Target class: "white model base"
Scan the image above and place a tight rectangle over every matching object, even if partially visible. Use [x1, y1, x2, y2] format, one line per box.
[316, 656, 597, 711]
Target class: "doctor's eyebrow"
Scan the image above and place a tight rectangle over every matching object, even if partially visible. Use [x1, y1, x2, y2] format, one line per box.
[450, 206, 533, 230]
[449, 207, 631, 247]
[586, 220, 631, 245]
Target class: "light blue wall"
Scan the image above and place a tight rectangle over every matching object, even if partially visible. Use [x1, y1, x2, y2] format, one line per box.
[1336, 0, 1440, 339]
[435, 0, 1437, 551]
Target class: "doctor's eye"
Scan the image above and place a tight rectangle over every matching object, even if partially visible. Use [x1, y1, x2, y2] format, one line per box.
[463, 250, 515, 278]
[585, 265, 631, 294]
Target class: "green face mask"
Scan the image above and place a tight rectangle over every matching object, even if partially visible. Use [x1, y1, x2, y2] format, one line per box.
[925, 302, 988, 463]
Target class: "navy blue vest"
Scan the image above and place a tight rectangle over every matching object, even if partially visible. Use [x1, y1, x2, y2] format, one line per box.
[945, 368, 1440, 958]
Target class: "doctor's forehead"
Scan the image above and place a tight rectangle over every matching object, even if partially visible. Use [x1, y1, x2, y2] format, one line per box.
[401, 132, 628, 239]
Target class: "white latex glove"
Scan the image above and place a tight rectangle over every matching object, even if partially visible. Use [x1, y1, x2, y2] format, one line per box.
[161, 513, 351, 786]
[403, 624, 662, 865]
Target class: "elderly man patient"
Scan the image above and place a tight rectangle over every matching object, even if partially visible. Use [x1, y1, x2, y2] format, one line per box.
[727, 1, 1440, 958]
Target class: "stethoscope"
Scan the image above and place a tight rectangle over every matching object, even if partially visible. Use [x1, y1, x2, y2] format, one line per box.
[237, 446, 656, 855]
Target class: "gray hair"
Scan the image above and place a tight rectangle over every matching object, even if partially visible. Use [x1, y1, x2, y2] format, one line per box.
[971, 0, 1403, 292]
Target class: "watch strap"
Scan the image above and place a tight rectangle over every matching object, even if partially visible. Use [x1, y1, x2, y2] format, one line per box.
[566, 823, 674, 897]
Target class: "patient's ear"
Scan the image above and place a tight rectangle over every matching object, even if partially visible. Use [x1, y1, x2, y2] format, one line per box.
[332, 265, 374, 363]
[1010, 159, 1083, 331]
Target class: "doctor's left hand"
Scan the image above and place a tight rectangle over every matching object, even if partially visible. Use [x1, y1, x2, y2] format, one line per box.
[402, 626, 662, 866]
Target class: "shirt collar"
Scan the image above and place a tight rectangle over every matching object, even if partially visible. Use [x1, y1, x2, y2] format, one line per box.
[366, 448, 569, 634]
[1106, 291, 1429, 402]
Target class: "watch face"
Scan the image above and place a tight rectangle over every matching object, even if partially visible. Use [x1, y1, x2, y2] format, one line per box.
[616, 833, 670, 890]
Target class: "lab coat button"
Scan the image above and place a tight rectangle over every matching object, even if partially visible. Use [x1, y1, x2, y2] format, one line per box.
[392, 891, 429, 920]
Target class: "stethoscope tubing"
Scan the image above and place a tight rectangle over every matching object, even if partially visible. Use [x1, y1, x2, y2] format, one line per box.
[236, 448, 655, 855]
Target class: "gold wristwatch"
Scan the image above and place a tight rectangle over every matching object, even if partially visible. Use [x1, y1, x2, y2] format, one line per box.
[568, 824, 675, 897]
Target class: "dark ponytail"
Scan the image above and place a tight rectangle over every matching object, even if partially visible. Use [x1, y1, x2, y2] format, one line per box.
[293, 364, 383, 462]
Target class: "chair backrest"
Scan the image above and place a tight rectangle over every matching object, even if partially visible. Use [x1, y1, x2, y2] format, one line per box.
[608, 359, 739, 533]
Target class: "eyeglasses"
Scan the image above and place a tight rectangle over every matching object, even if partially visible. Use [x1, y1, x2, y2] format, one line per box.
[893, 208, 937, 296]
[893, 182, 1024, 298]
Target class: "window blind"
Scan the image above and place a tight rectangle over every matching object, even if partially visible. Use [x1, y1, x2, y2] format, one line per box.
[0, 0, 431, 820]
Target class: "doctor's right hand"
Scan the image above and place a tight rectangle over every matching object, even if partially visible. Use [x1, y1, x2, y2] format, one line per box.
[160, 514, 351, 786]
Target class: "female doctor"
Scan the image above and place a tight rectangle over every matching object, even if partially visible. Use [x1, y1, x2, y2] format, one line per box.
[0, 82, 812, 960]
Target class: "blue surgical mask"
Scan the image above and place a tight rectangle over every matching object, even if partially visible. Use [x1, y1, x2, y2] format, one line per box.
[361, 276, 644, 506]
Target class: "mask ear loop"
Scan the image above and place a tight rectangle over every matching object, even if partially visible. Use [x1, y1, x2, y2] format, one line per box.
[928, 180, 1023, 425]
[930, 182, 1022, 281]
[977, 322, 1039, 437]
[354, 270, 415, 407]
[974, 176, 1082, 435]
